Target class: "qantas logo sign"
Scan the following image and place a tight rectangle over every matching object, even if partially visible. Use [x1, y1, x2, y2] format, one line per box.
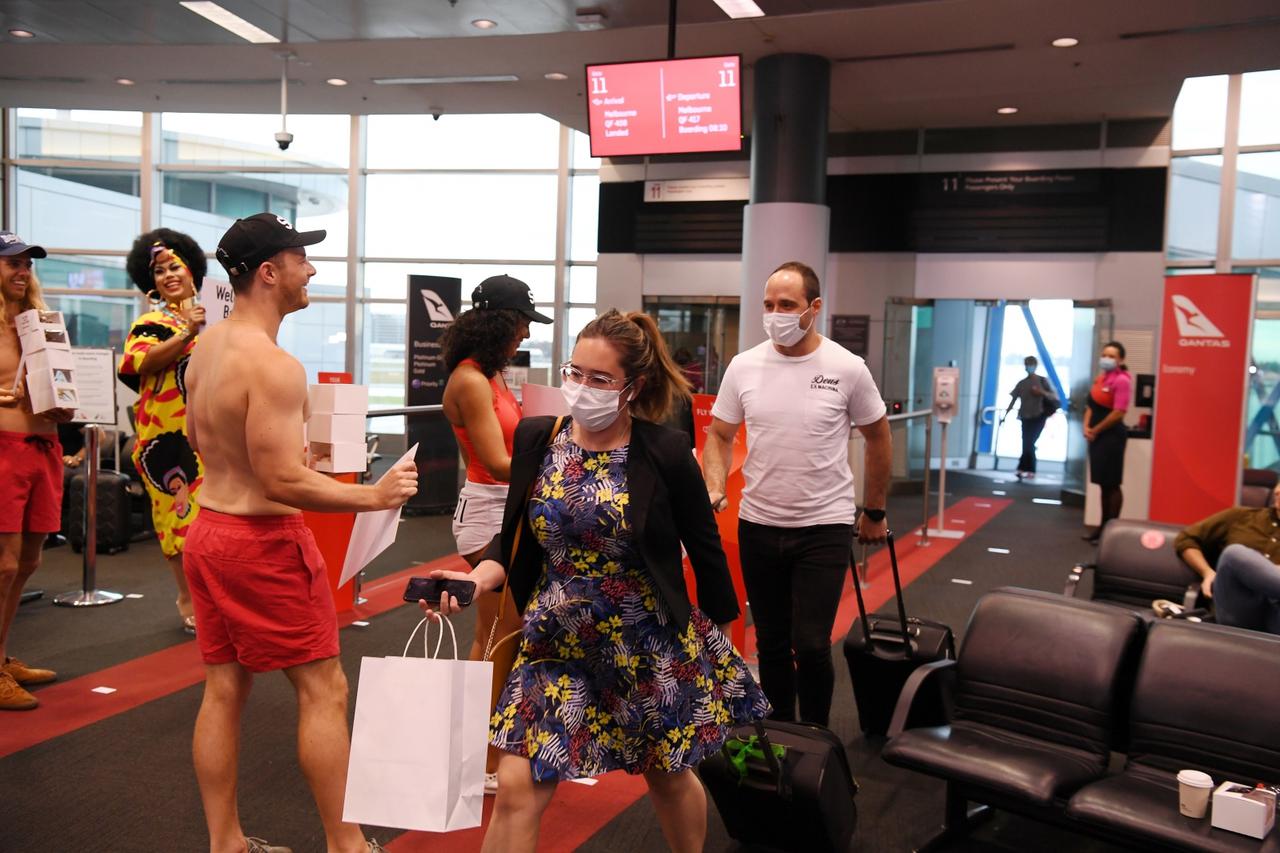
[421, 289, 455, 325]
[1171, 294, 1229, 348]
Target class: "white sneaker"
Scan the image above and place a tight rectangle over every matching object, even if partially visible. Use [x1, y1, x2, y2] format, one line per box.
[484, 772, 499, 795]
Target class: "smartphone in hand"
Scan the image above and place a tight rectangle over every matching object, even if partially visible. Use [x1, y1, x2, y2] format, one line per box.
[403, 577, 476, 607]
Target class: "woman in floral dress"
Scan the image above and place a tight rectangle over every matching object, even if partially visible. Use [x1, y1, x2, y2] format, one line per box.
[118, 229, 207, 633]
[426, 309, 769, 853]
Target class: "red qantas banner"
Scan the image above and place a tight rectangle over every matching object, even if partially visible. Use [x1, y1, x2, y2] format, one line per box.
[1148, 274, 1255, 524]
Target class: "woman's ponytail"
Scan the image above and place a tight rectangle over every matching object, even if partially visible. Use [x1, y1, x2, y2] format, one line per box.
[576, 309, 691, 423]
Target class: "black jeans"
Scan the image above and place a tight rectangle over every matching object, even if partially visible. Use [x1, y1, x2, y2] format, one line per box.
[1018, 415, 1048, 473]
[738, 518, 854, 727]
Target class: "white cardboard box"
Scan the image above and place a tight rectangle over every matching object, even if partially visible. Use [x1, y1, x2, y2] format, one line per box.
[312, 441, 367, 474]
[308, 413, 366, 444]
[15, 309, 64, 337]
[26, 367, 78, 413]
[1211, 782, 1276, 840]
[309, 384, 369, 415]
[26, 348, 75, 373]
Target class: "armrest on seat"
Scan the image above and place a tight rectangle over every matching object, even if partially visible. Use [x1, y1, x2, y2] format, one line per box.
[887, 658, 956, 739]
[1064, 564, 1094, 598]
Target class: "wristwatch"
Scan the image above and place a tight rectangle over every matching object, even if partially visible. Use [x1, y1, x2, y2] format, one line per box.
[862, 508, 887, 522]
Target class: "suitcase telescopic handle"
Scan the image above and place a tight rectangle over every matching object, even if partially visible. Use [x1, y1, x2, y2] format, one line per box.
[885, 531, 914, 656]
[850, 529, 915, 657]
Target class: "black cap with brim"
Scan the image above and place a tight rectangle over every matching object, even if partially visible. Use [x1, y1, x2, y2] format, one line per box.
[471, 274, 552, 324]
[215, 212, 325, 277]
[0, 231, 47, 259]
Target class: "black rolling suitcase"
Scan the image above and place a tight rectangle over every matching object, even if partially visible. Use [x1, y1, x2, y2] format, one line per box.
[67, 470, 133, 554]
[843, 531, 955, 737]
[701, 719, 858, 852]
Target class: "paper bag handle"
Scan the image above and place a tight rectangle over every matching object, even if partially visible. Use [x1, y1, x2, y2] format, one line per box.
[403, 616, 458, 660]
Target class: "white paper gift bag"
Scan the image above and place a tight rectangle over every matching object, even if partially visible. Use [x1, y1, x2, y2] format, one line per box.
[343, 617, 493, 832]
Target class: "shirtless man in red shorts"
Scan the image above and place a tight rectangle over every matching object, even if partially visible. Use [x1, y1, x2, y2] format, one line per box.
[184, 213, 417, 853]
[0, 231, 75, 711]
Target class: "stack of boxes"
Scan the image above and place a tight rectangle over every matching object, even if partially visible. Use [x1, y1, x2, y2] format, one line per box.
[15, 309, 77, 413]
[308, 383, 369, 474]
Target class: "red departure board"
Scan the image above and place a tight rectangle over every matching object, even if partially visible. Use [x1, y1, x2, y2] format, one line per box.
[585, 55, 742, 158]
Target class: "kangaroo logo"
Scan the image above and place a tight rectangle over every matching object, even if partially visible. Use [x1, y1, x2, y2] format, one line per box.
[1171, 294, 1224, 338]
[421, 290, 454, 323]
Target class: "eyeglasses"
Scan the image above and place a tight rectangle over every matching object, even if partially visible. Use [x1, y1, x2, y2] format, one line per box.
[561, 362, 628, 389]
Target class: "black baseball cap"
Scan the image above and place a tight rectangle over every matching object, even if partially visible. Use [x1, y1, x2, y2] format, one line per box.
[215, 213, 325, 276]
[0, 231, 46, 259]
[471, 275, 552, 323]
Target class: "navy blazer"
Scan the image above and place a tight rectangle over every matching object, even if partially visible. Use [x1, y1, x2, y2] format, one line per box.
[482, 415, 739, 627]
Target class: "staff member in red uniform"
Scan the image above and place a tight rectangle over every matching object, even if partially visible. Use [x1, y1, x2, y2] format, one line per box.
[1083, 341, 1131, 543]
[441, 274, 551, 794]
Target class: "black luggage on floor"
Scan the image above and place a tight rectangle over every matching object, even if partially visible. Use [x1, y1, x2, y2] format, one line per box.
[843, 531, 955, 737]
[701, 719, 858, 852]
[67, 470, 133, 554]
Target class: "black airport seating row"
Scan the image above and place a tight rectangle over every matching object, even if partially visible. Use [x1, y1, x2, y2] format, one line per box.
[882, 587, 1280, 852]
[1065, 518, 1203, 615]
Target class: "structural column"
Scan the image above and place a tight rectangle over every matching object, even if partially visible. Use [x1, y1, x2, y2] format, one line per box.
[740, 53, 831, 351]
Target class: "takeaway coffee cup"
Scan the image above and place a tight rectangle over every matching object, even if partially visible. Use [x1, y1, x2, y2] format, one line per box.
[1178, 769, 1214, 818]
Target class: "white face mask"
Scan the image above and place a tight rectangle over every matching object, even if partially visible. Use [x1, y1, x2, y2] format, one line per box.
[1099, 356, 1117, 372]
[762, 306, 813, 347]
[561, 380, 630, 432]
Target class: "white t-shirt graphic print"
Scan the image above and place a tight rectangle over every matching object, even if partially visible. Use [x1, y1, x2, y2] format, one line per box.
[712, 337, 886, 527]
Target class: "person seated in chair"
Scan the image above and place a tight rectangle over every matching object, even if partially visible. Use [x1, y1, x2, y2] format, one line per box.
[1175, 479, 1280, 635]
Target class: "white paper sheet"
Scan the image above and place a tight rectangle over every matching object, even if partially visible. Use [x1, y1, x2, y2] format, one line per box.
[339, 443, 418, 586]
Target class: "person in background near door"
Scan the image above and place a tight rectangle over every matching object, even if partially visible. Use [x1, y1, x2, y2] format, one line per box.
[1002, 355, 1058, 480]
[0, 231, 75, 711]
[118, 228, 208, 634]
[440, 273, 550, 795]
[1174, 480, 1280, 634]
[1083, 341, 1131, 544]
[703, 260, 893, 727]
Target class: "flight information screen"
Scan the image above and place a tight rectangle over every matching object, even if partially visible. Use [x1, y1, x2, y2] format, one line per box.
[585, 55, 742, 157]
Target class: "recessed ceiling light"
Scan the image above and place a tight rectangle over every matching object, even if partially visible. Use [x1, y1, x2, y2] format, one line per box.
[179, 1, 279, 44]
[326, 77, 348, 86]
[8, 28, 34, 38]
[115, 78, 136, 86]
[471, 18, 497, 29]
[996, 106, 1019, 115]
[712, 0, 766, 18]
[1051, 37, 1080, 48]
[544, 72, 568, 81]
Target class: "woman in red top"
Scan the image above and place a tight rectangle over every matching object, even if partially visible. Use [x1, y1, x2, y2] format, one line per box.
[441, 275, 551, 790]
[1083, 340, 1132, 542]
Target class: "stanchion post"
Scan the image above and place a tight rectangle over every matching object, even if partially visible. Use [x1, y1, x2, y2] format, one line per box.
[54, 425, 123, 607]
[925, 420, 964, 540]
[920, 415, 932, 546]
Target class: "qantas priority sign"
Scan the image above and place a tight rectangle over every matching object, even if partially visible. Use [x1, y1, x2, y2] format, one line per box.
[585, 55, 742, 158]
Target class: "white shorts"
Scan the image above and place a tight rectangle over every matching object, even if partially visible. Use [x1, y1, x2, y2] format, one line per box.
[452, 480, 509, 556]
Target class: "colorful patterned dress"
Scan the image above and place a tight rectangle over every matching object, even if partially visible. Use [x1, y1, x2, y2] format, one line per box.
[118, 309, 203, 558]
[490, 424, 770, 782]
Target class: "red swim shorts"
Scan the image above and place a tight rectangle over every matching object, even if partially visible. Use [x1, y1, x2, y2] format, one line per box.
[184, 509, 339, 673]
[0, 430, 63, 534]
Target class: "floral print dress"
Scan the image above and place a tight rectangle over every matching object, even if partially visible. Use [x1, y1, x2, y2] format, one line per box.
[490, 423, 769, 782]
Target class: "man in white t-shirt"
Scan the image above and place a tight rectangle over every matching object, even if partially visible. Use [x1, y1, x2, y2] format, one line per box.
[704, 261, 891, 726]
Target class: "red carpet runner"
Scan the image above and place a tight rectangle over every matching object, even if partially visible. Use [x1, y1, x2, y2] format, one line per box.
[1, 497, 1009, 853]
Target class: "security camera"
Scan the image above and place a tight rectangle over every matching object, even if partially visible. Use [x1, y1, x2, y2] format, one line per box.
[274, 130, 294, 150]
[430, 108, 442, 121]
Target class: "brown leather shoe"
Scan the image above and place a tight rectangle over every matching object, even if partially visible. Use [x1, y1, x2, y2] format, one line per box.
[0, 671, 38, 710]
[4, 656, 57, 685]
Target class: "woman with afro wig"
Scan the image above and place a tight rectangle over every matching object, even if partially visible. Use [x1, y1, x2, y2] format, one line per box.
[118, 228, 208, 633]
